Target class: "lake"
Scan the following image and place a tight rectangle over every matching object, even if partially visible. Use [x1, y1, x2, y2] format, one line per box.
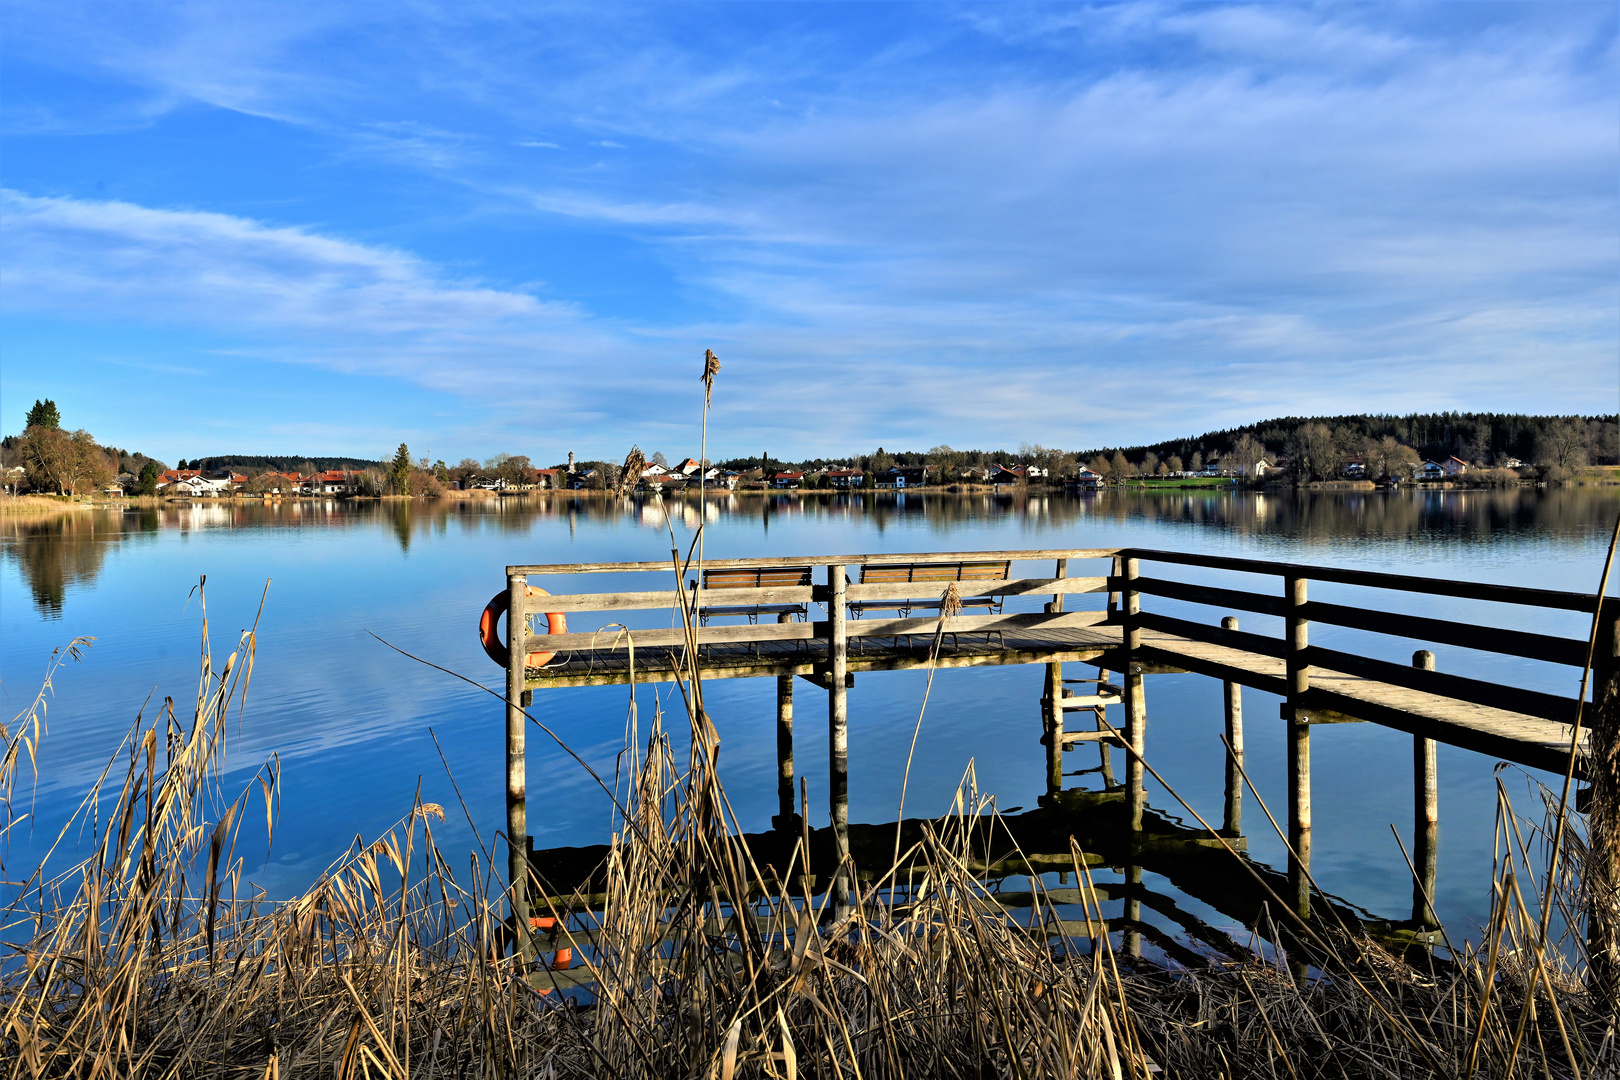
[2, 487, 1615, 953]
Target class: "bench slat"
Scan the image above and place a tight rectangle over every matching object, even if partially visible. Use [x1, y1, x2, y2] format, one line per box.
[702, 566, 813, 590]
[846, 576, 1107, 602]
[860, 560, 1011, 584]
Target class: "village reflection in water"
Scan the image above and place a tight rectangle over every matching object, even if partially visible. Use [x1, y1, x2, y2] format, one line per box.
[4, 486, 1616, 619]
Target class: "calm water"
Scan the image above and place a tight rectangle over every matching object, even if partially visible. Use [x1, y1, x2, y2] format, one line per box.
[2, 488, 1616, 948]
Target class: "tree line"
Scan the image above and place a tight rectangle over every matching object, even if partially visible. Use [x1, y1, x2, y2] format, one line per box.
[5, 405, 1615, 498]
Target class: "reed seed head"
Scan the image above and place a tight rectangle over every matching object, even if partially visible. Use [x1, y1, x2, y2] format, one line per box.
[700, 348, 721, 406]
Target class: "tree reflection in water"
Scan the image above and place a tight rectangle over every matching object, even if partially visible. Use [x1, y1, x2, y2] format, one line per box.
[4, 487, 1616, 617]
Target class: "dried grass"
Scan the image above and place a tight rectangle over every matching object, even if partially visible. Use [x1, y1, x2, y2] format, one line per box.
[0, 579, 1613, 1078]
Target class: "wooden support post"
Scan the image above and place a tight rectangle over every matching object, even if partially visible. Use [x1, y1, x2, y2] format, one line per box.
[1096, 667, 1116, 788]
[1412, 649, 1439, 927]
[505, 572, 533, 964]
[827, 563, 851, 919]
[1122, 556, 1145, 833]
[1285, 574, 1311, 920]
[1043, 558, 1068, 795]
[1587, 610, 1620, 1018]
[1222, 616, 1244, 837]
[1124, 862, 1143, 960]
[1108, 554, 1123, 619]
[774, 612, 797, 831]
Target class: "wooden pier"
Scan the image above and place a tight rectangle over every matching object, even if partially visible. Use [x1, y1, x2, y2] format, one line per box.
[490, 546, 1617, 947]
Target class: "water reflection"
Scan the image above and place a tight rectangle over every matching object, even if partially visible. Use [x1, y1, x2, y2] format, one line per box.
[2, 509, 155, 618]
[3, 487, 1615, 617]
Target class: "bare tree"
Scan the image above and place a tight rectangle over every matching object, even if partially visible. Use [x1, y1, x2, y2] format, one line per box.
[1537, 419, 1589, 470]
[20, 426, 73, 494]
[1228, 434, 1264, 471]
[1363, 436, 1419, 481]
[1286, 422, 1339, 482]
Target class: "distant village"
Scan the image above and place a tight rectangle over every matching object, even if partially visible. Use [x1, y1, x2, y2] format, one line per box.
[3, 400, 1612, 499]
[49, 449, 1525, 500]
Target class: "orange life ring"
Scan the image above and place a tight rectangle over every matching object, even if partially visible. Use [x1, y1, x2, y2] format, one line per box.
[530, 915, 573, 971]
[480, 586, 567, 669]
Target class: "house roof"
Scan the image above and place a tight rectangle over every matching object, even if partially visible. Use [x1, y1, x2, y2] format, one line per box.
[826, 469, 863, 477]
[774, 471, 804, 479]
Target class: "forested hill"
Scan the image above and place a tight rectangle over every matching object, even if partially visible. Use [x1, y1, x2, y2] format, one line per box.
[184, 455, 382, 473]
[1082, 413, 1617, 468]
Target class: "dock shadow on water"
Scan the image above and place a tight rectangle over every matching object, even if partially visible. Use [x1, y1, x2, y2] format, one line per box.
[2, 580, 1615, 1077]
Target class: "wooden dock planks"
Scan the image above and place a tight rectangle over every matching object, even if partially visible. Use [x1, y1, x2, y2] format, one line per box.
[1133, 627, 1584, 775]
[528, 619, 1583, 775]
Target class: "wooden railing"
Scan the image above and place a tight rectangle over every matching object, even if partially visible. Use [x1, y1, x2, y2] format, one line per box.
[509, 548, 1122, 656]
[1115, 547, 1614, 728]
[496, 544, 1616, 942]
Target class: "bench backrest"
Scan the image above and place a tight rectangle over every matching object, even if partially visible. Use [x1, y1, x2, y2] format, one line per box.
[859, 560, 1011, 584]
[701, 566, 813, 590]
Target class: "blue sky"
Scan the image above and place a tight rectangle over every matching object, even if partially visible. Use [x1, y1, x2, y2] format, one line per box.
[2, 2, 1616, 466]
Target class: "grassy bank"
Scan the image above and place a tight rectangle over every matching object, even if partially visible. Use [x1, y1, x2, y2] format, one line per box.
[0, 494, 98, 519]
[1, 583, 1612, 1077]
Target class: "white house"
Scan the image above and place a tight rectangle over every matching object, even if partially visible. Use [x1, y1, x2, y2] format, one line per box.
[1417, 460, 1445, 480]
[1069, 467, 1104, 490]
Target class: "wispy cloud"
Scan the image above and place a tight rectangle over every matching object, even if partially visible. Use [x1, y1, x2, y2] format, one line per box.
[1, 2, 1614, 460]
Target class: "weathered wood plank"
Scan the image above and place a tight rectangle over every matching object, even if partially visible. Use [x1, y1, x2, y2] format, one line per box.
[1123, 547, 1602, 612]
[1134, 611, 1287, 660]
[1304, 644, 1581, 723]
[1131, 575, 1286, 618]
[536, 585, 814, 613]
[845, 576, 1108, 602]
[845, 610, 1110, 638]
[1302, 601, 1587, 666]
[531, 621, 815, 652]
[509, 549, 1124, 575]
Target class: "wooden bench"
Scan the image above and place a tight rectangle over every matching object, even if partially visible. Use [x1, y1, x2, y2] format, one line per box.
[847, 560, 1012, 619]
[691, 566, 813, 626]
[847, 560, 1013, 651]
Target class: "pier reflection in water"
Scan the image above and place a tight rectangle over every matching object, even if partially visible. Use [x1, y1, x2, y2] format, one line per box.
[1, 485, 1615, 963]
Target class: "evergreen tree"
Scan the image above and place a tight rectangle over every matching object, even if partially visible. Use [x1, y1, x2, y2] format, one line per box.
[390, 443, 412, 494]
[137, 460, 163, 495]
[26, 399, 60, 430]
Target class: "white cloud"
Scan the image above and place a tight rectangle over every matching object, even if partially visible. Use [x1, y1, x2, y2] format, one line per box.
[1, 3, 1614, 458]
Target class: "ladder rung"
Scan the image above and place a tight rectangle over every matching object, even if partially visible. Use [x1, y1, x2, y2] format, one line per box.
[1063, 683, 1121, 699]
[1061, 730, 1125, 747]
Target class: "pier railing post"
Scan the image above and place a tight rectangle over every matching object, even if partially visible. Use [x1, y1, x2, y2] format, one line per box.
[1042, 558, 1068, 795]
[1412, 649, 1439, 927]
[1587, 608, 1620, 1017]
[774, 612, 797, 831]
[505, 572, 533, 964]
[1222, 616, 1244, 837]
[1285, 574, 1311, 920]
[1122, 555, 1145, 833]
[827, 564, 850, 919]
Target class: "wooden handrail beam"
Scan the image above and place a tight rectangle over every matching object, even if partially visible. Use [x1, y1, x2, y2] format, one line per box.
[1301, 600, 1587, 667]
[1129, 575, 1286, 618]
[508, 548, 1123, 575]
[1121, 547, 1603, 612]
[1304, 644, 1581, 724]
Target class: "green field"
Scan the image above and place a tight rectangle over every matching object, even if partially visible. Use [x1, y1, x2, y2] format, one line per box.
[1122, 476, 1237, 489]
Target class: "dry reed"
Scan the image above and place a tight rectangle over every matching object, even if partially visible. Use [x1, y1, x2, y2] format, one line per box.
[1, 576, 1614, 1077]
